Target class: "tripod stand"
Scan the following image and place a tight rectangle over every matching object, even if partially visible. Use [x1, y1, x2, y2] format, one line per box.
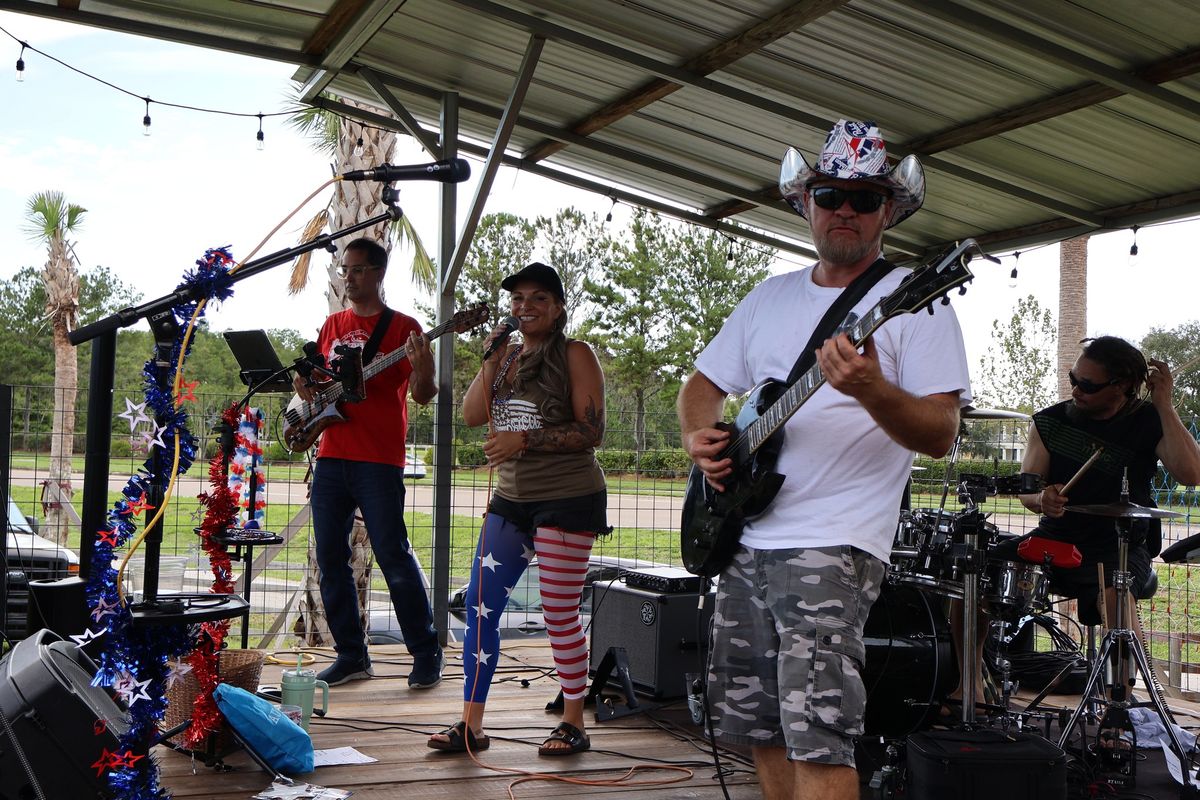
[1056, 485, 1196, 792]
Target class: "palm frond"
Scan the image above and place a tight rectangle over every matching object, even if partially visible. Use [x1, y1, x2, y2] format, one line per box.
[284, 86, 340, 157]
[22, 190, 86, 243]
[391, 215, 437, 292]
[290, 209, 332, 294]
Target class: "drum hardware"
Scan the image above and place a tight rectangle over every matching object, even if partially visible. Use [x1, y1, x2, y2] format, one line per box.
[1055, 471, 1195, 789]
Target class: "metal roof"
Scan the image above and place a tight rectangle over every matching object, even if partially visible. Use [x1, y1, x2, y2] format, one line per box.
[7, 0, 1200, 263]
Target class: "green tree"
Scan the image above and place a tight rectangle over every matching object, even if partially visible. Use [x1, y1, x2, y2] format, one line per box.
[533, 208, 613, 330]
[1142, 322, 1200, 419]
[23, 191, 86, 545]
[976, 294, 1057, 413]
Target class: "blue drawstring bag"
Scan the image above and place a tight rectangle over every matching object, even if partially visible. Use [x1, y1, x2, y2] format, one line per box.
[214, 683, 313, 773]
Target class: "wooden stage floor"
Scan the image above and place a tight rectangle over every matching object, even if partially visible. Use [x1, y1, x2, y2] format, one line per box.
[157, 642, 762, 799]
[158, 642, 1200, 799]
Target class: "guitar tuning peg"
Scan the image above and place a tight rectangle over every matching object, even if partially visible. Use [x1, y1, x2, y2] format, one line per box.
[926, 304, 935, 315]
[941, 295, 950, 306]
[958, 286, 968, 295]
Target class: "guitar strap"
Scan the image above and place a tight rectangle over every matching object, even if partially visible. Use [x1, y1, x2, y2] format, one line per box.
[784, 257, 896, 387]
[360, 307, 395, 365]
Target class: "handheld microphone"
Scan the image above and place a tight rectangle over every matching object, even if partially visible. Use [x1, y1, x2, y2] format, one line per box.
[482, 316, 520, 361]
[339, 158, 471, 183]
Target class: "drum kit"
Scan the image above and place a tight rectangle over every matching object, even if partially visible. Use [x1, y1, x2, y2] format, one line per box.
[863, 406, 1192, 791]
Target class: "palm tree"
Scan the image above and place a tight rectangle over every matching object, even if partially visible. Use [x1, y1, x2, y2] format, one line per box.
[22, 191, 86, 546]
[286, 95, 436, 646]
[1057, 236, 1090, 399]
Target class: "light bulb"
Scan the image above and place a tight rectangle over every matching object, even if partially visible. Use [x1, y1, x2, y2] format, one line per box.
[256, 130, 265, 151]
[1128, 225, 1140, 267]
[1008, 266, 1018, 288]
[142, 98, 151, 136]
[353, 137, 364, 158]
[15, 58, 24, 82]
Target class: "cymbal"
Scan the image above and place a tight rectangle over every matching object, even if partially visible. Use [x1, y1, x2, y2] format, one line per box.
[1064, 501, 1181, 519]
[962, 406, 1030, 421]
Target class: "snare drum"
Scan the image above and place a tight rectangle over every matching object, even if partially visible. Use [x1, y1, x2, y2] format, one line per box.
[981, 558, 1048, 618]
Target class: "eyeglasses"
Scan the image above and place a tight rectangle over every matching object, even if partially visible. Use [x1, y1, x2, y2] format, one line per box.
[1068, 371, 1119, 394]
[810, 186, 888, 214]
[336, 264, 381, 279]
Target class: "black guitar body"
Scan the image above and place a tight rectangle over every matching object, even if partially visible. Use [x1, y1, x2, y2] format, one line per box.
[680, 378, 787, 577]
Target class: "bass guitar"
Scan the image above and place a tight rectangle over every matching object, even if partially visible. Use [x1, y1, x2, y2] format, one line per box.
[680, 240, 983, 577]
[282, 304, 488, 452]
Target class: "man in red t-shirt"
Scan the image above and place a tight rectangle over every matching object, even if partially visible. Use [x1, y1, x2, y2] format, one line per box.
[292, 237, 442, 687]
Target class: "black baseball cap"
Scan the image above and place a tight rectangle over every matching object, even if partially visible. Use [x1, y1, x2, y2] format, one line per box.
[500, 262, 564, 302]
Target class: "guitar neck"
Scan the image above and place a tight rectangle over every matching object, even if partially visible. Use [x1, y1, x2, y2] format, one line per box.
[746, 304, 890, 453]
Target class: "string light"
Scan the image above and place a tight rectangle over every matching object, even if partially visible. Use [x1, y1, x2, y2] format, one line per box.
[1128, 224, 1140, 267]
[353, 135, 364, 158]
[142, 97, 151, 136]
[15, 42, 25, 82]
[726, 237, 735, 262]
[1008, 251, 1020, 287]
[605, 193, 617, 223]
[256, 113, 264, 150]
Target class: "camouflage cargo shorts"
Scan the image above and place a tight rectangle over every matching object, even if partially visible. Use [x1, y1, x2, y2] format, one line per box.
[706, 544, 885, 766]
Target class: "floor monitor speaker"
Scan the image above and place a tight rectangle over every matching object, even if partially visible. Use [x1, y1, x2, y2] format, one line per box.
[589, 579, 714, 699]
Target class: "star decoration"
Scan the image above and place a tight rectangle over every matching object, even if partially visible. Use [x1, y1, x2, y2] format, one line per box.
[71, 628, 105, 648]
[476, 648, 493, 666]
[92, 748, 115, 778]
[176, 379, 199, 406]
[125, 492, 155, 516]
[165, 662, 193, 691]
[475, 600, 494, 620]
[93, 718, 108, 736]
[140, 421, 168, 451]
[112, 750, 145, 768]
[113, 674, 153, 706]
[479, 552, 501, 572]
[90, 595, 119, 623]
[97, 528, 119, 547]
[521, 543, 535, 562]
[189, 505, 205, 525]
[117, 399, 151, 432]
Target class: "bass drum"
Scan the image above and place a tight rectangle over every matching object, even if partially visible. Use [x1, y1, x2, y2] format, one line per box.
[861, 583, 957, 738]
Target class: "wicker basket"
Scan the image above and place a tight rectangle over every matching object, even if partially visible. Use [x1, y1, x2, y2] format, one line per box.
[164, 649, 265, 757]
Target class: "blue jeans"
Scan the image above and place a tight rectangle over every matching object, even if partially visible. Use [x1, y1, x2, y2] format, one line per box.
[311, 458, 438, 663]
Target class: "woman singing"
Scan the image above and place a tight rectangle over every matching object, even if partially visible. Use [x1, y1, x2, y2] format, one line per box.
[428, 262, 608, 756]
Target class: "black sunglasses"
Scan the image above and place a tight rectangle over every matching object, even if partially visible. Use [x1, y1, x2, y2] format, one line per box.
[1068, 371, 1119, 394]
[810, 186, 888, 214]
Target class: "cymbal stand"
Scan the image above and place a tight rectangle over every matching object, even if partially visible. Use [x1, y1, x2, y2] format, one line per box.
[955, 491, 990, 727]
[1056, 476, 1197, 793]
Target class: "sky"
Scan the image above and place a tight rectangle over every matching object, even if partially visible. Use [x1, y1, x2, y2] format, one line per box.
[0, 11, 1197, 381]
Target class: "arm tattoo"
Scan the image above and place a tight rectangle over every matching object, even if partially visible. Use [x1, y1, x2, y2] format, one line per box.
[525, 396, 604, 453]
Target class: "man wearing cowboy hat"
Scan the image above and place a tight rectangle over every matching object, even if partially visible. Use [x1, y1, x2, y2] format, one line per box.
[679, 120, 971, 799]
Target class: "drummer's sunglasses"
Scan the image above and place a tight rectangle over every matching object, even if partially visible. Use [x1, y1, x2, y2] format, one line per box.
[810, 186, 888, 214]
[1068, 371, 1119, 394]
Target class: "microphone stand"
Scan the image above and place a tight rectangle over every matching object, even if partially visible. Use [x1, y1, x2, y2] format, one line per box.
[70, 196, 404, 589]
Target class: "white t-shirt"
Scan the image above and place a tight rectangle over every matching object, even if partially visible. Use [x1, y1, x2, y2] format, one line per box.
[694, 264, 973, 563]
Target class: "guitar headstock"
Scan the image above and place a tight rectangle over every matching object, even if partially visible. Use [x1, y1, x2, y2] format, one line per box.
[881, 239, 982, 318]
[450, 303, 490, 334]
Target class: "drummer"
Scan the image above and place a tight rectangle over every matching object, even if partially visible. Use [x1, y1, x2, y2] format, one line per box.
[951, 336, 1200, 708]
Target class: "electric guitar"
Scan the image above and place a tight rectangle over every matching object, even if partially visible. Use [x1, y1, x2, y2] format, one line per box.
[680, 240, 982, 577]
[282, 304, 489, 452]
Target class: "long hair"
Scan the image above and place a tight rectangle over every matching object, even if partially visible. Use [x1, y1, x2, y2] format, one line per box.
[513, 308, 571, 422]
[1080, 336, 1148, 398]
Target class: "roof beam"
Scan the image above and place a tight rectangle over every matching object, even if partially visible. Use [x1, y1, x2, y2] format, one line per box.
[358, 67, 442, 158]
[523, 0, 849, 162]
[918, 0, 1200, 122]
[444, 0, 1099, 227]
[906, 46, 1200, 155]
[445, 35, 545, 292]
[298, 0, 407, 104]
[310, 96, 818, 261]
[0, 0, 314, 65]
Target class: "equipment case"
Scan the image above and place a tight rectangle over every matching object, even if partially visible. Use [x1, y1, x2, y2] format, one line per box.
[905, 728, 1067, 800]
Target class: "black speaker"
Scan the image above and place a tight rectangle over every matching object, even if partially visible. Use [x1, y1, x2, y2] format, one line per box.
[589, 579, 714, 699]
[28, 575, 90, 641]
[0, 629, 129, 800]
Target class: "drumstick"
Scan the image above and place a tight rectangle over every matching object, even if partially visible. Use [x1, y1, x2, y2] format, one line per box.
[1061, 446, 1104, 495]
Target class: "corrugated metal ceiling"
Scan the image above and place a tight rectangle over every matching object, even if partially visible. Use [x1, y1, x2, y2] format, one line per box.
[7, 0, 1200, 263]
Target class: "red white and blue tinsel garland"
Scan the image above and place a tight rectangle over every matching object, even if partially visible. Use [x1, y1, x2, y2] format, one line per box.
[83, 247, 236, 800]
[229, 407, 267, 528]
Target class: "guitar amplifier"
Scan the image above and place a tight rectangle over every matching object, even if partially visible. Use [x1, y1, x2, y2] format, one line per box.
[623, 567, 710, 595]
[589, 579, 715, 699]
